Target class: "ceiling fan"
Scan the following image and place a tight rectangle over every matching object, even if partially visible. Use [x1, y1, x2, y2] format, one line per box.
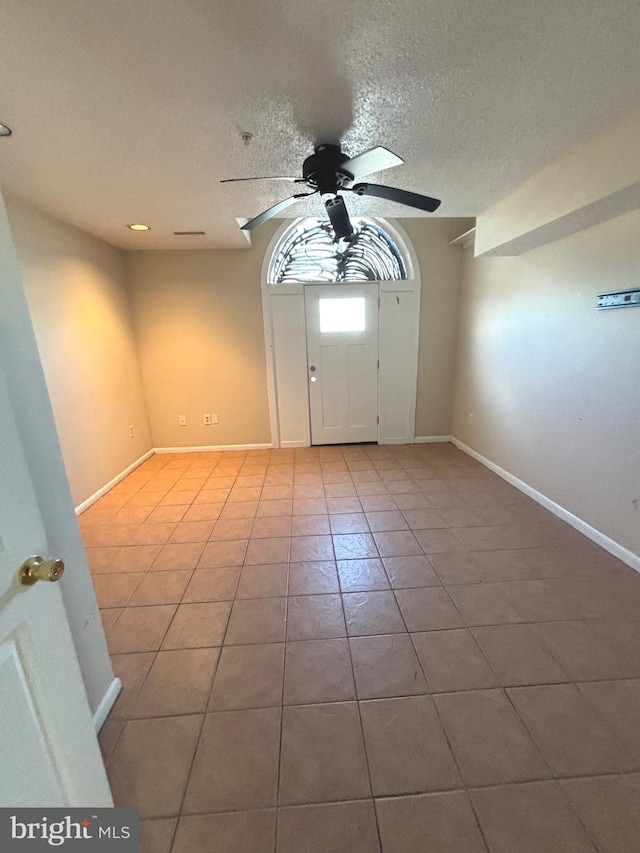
[221, 144, 441, 240]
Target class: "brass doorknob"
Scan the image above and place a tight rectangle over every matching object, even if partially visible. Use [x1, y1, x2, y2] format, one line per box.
[19, 556, 65, 586]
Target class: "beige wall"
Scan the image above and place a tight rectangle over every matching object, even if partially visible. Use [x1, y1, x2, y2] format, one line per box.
[127, 218, 472, 447]
[6, 197, 152, 507]
[403, 218, 474, 436]
[452, 211, 640, 557]
[126, 224, 278, 448]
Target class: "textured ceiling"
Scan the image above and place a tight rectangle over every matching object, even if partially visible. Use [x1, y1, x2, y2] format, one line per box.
[1, 0, 639, 249]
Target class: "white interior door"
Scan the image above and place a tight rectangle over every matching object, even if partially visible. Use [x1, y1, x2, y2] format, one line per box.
[305, 283, 379, 445]
[0, 361, 112, 807]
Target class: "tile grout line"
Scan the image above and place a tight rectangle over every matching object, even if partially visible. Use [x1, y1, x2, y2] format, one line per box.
[553, 772, 608, 853]
[96, 675, 640, 719]
[113, 766, 640, 823]
[273, 550, 291, 853]
[151, 464, 243, 845]
[343, 588, 385, 853]
[102, 510, 185, 733]
[171, 536, 238, 839]
[386, 554, 494, 853]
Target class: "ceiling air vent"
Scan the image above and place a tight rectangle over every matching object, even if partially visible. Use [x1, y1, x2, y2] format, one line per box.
[173, 230, 206, 236]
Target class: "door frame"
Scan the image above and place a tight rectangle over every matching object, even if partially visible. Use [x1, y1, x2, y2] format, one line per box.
[261, 217, 422, 448]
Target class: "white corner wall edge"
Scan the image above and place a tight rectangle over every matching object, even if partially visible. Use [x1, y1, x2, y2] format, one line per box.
[75, 449, 154, 515]
[92, 677, 122, 732]
[154, 443, 273, 454]
[451, 437, 640, 574]
[414, 435, 453, 443]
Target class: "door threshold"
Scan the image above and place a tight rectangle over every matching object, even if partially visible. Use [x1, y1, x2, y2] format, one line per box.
[310, 441, 379, 447]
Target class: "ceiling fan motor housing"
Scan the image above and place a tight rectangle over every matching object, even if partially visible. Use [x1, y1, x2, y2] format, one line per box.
[223, 143, 440, 235]
[302, 144, 354, 194]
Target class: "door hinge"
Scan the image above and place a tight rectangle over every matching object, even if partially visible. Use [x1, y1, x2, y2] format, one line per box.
[377, 415, 379, 424]
[378, 297, 380, 308]
[377, 359, 380, 370]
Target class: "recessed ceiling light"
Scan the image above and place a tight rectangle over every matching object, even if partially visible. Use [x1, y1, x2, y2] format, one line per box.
[0, 123, 12, 137]
[127, 223, 150, 231]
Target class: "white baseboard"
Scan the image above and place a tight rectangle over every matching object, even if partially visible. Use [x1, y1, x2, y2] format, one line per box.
[451, 436, 640, 574]
[92, 677, 122, 732]
[154, 443, 273, 453]
[414, 435, 452, 443]
[75, 450, 154, 515]
[279, 440, 309, 448]
[75, 443, 274, 514]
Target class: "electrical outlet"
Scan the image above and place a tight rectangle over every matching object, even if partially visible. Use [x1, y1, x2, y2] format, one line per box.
[203, 413, 211, 425]
[211, 414, 218, 424]
[178, 415, 187, 426]
[468, 413, 474, 425]
[128, 424, 135, 438]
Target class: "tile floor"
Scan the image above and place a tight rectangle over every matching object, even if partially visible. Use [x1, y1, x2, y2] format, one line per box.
[82, 443, 640, 853]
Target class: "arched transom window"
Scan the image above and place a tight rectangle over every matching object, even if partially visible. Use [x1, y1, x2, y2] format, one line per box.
[268, 217, 408, 284]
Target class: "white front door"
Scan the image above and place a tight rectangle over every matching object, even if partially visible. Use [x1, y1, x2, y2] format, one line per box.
[305, 283, 379, 445]
[0, 361, 112, 806]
